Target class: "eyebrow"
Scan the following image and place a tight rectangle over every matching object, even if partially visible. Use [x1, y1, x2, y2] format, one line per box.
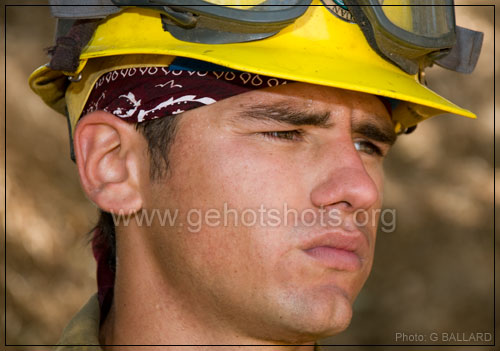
[236, 102, 397, 146]
[236, 103, 333, 128]
[353, 121, 397, 146]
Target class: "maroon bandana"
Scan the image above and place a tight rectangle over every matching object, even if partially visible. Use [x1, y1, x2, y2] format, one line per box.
[91, 228, 114, 323]
[83, 66, 291, 123]
[85, 63, 292, 322]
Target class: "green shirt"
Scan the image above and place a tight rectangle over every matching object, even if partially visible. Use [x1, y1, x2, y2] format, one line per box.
[55, 295, 102, 351]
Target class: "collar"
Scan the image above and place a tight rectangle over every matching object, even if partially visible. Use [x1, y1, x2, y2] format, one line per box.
[55, 294, 102, 351]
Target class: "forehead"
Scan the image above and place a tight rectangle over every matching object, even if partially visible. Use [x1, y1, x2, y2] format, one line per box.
[212, 82, 393, 126]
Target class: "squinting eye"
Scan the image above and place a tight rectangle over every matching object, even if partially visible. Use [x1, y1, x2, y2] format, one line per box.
[354, 140, 383, 156]
[260, 130, 304, 141]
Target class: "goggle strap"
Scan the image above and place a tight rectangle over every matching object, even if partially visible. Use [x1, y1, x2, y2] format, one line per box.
[434, 26, 484, 74]
[50, 19, 99, 73]
[50, 0, 120, 19]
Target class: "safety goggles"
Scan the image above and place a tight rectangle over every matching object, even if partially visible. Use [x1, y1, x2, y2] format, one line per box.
[341, 0, 456, 74]
[338, 0, 483, 74]
[51, 0, 483, 74]
[112, 0, 313, 44]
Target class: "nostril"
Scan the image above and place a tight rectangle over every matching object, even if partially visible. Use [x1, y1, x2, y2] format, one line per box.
[329, 201, 353, 210]
[310, 167, 380, 212]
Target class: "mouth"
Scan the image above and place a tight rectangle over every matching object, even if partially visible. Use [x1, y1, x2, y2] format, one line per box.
[301, 232, 368, 272]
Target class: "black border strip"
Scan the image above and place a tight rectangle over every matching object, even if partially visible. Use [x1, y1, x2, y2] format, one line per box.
[3, 2, 496, 348]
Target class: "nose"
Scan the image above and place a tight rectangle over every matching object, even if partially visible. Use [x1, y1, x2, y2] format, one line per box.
[310, 140, 380, 212]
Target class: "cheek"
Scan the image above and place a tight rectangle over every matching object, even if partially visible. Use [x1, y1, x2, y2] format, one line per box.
[361, 158, 385, 230]
[363, 157, 385, 197]
[153, 122, 299, 271]
[168, 130, 301, 213]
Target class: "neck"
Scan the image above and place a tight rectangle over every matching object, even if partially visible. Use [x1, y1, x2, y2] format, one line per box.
[99, 227, 316, 351]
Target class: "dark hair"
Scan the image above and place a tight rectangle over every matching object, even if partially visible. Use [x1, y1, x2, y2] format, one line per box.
[91, 113, 183, 272]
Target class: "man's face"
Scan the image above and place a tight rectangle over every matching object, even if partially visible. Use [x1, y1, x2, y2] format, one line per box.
[142, 82, 395, 342]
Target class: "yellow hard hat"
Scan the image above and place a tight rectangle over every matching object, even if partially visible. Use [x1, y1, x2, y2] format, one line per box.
[29, 0, 476, 135]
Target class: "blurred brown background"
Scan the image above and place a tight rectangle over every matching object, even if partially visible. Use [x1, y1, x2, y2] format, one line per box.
[3, 1, 496, 350]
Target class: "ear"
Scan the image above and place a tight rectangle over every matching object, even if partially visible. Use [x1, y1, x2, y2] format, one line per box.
[74, 110, 147, 214]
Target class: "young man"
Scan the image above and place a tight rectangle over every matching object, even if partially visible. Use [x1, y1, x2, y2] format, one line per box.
[28, 1, 483, 349]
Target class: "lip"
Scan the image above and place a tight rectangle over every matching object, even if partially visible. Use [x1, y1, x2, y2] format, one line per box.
[301, 231, 368, 271]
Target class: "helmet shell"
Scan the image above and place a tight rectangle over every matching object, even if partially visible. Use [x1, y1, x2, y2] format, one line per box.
[29, 0, 475, 133]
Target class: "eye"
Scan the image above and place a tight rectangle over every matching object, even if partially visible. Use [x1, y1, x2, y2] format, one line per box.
[354, 140, 383, 156]
[260, 130, 304, 142]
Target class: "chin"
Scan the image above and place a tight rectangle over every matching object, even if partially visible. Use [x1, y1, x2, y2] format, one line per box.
[276, 310, 353, 344]
[306, 296, 353, 338]
[272, 285, 355, 343]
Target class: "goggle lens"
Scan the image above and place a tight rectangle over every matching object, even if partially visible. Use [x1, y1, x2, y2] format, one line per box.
[379, 0, 453, 38]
